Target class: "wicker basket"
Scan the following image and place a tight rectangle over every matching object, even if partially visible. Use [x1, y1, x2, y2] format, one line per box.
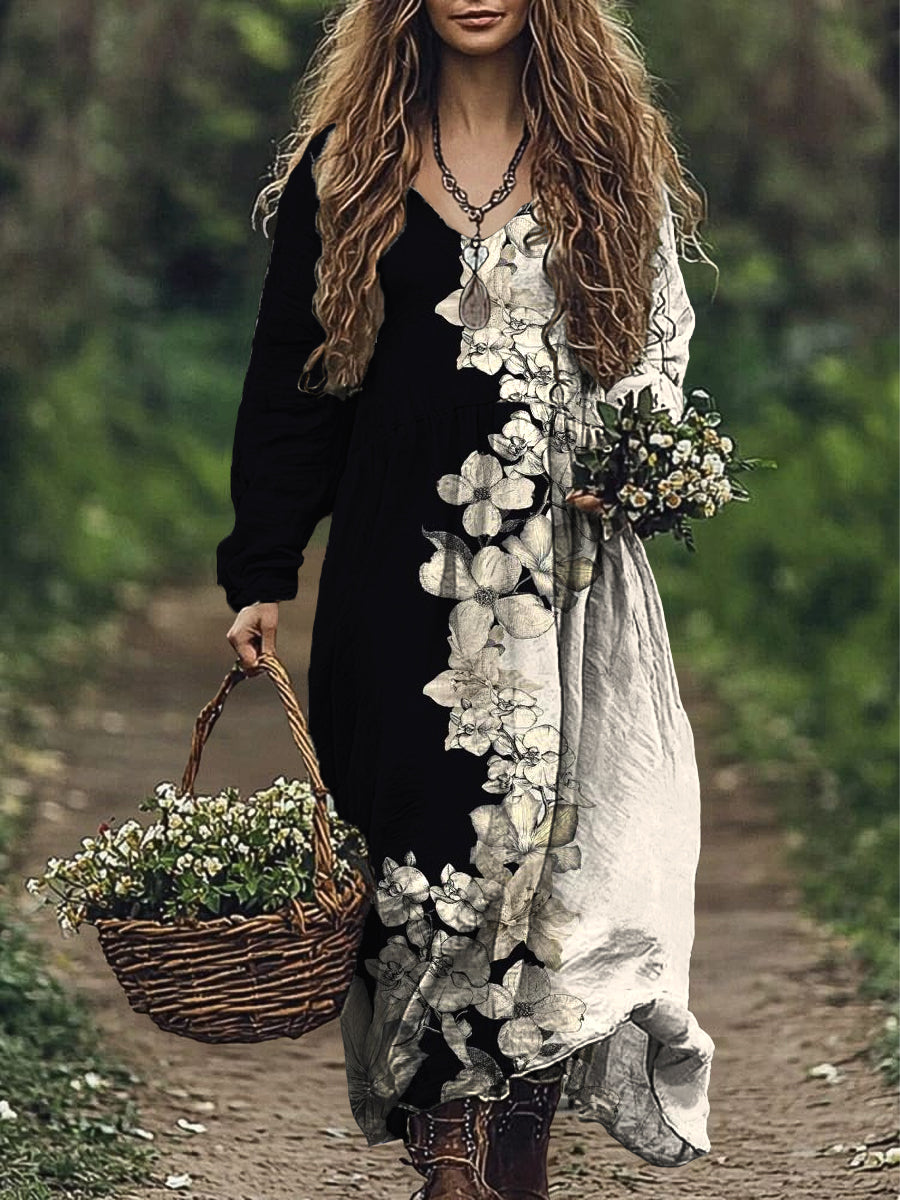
[95, 651, 372, 1044]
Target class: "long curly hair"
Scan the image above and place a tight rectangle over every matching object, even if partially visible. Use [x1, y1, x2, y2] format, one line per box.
[253, 0, 714, 401]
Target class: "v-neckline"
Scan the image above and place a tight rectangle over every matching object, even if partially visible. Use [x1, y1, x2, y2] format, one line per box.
[407, 185, 534, 243]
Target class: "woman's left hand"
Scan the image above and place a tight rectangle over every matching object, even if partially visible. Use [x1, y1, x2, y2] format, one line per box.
[564, 487, 606, 513]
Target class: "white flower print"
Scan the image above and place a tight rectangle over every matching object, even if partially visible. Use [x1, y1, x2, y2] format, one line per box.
[464, 326, 517, 375]
[495, 227, 554, 317]
[423, 664, 494, 710]
[437, 451, 535, 537]
[418, 929, 491, 1013]
[523, 873, 581, 969]
[545, 841, 582, 874]
[514, 391, 565, 434]
[514, 724, 572, 791]
[436, 1013, 508, 1102]
[429, 865, 493, 933]
[498, 372, 531, 406]
[503, 305, 555, 350]
[549, 510, 601, 610]
[502, 514, 555, 601]
[476, 854, 577, 971]
[419, 544, 555, 658]
[470, 791, 579, 874]
[374, 853, 431, 927]
[504, 215, 548, 260]
[440, 1045, 507, 1104]
[487, 245, 531, 309]
[405, 915, 432, 951]
[524, 347, 579, 404]
[482, 754, 516, 795]
[493, 962, 586, 1069]
[487, 411, 548, 476]
[353, 204, 593, 1097]
[445, 698, 502, 756]
[446, 619, 505, 678]
[493, 686, 542, 735]
[365, 936, 428, 1002]
[440, 1011, 477, 1066]
[423, 666, 543, 743]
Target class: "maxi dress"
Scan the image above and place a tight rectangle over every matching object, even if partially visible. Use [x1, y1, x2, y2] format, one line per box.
[216, 125, 715, 1167]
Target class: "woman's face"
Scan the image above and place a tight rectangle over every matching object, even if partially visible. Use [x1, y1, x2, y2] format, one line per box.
[423, 0, 530, 57]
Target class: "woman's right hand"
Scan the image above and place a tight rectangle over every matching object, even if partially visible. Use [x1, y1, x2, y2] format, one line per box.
[226, 601, 280, 670]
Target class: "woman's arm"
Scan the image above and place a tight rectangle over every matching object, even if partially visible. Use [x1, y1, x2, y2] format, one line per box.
[216, 125, 355, 614]
[603, 189, 696, 423]
[566, 189, 695, 513]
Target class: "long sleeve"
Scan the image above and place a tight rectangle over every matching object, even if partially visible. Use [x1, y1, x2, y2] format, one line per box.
[216, 125, 356, 614]
[603, 189, 696, 422]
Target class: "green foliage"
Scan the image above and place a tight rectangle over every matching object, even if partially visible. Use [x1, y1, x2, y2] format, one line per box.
[0, 905, 156, 1195]
[652, 333, 899, 1004]
[635, 0, 897, 344]
[0, 311, 248, 706]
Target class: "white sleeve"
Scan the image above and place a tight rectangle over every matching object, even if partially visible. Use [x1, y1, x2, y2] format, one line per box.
[603, 189, 696, 422]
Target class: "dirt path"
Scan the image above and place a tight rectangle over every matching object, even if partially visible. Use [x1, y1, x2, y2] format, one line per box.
[12, 551, 898, 1200]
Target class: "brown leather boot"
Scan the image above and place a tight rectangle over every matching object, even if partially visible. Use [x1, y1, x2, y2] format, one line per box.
[404, 1095, 504, 1200]
[483, 1072, 563, 1200]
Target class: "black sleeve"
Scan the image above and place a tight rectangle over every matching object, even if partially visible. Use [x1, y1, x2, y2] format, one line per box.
[216, 125, 357, 613]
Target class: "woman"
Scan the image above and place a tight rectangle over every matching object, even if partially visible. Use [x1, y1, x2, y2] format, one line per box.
[216, 1, 716, 1196]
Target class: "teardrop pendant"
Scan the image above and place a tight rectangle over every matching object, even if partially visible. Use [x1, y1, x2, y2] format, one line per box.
[459, 270, 491, 330]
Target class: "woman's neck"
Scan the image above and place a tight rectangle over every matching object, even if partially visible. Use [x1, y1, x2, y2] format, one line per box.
[434, 40, 530, 140]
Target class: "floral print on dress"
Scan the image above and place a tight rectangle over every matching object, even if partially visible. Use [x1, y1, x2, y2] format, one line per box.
[353, 207, 606, 1112]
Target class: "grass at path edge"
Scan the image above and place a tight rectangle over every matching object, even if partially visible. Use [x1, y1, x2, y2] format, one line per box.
[0, 610, 157, 1198]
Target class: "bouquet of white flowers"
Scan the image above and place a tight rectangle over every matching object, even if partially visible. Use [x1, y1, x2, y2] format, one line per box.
[25, 653, 372, 1045]
[568, 385, 776, 551]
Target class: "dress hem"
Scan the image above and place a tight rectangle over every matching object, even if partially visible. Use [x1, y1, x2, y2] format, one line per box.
[358, 991, 713, 1168]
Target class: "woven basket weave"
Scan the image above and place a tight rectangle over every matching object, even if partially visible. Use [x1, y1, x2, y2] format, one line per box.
[95, 651, 372, 1044]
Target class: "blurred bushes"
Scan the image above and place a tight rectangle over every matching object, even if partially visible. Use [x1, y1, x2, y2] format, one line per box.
[651, 331, 898, 997]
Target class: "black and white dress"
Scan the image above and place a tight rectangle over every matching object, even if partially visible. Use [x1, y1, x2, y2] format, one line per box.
[217, 125, 714, 1167]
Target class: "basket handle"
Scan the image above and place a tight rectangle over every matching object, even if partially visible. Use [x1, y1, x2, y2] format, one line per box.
[176, 651, 340, 916]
